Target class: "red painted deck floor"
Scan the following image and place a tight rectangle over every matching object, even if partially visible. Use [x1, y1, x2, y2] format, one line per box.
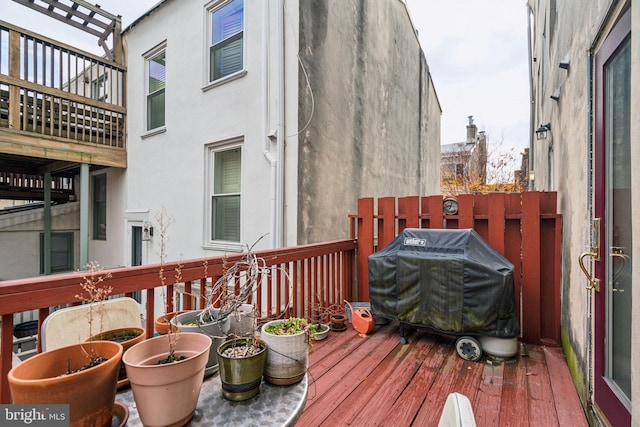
[299, 321, 588, 427]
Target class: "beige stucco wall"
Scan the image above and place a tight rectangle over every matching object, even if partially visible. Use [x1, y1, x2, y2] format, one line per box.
[530, 0, 638, 424]
[296, 0, 441, 244]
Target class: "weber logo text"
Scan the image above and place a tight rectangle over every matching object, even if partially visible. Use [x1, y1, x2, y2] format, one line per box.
[403, 237, 426, 247]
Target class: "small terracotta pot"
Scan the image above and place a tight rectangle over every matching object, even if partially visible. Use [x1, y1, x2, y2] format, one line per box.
[330, 314, 347, 331]
[8, 341, 122, 427]
[155, 310, 186, 335]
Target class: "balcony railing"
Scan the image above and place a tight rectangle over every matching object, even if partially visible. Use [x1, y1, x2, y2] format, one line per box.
[0, 20, 126, 167]
[0, 239, 357, 403]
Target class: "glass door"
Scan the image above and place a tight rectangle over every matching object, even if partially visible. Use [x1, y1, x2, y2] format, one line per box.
[593, 8, 631, 426]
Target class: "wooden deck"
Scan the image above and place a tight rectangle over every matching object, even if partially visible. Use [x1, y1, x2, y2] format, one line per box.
[299, 321, 588, 426]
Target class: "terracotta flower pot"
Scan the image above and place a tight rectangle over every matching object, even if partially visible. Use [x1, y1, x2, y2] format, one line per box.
[86, 326, 145, 385]
[123, 332, 211, 427]
[155, 310, 186, 335]
[8, 340, 123, 427]
[216, 338, 267, 401]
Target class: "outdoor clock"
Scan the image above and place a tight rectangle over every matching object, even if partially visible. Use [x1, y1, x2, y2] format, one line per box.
[443, 197, 459, 215]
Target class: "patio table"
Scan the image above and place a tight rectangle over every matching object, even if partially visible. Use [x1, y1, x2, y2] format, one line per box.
[116, 373, 308, 426]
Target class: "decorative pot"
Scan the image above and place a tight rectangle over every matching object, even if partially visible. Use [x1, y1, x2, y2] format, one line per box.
[216, 338, 267, 401]
[8, 340, 123, 427]
[261, 319, 309, 385]
[86, 326, 145, 386]
[171, 309, 231, 376]
[155, 310, 186, 335]
[312, 324, 330, 341]
[123, 332, 211, 427]
[330, 314, 347, 332]
[227, 303, 257, 337]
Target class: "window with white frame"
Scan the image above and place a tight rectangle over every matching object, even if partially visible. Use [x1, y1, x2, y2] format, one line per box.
[146, 47, 166, 130]
[209, 0, 244, 82]
[209, 145, 241, 243]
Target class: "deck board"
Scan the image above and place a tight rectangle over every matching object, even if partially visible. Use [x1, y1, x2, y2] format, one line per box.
[298, 321, 588, 427]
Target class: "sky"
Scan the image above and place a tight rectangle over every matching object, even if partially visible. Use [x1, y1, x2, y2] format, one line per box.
[406, 0, 530, 151]
[5, 0, 530, 151]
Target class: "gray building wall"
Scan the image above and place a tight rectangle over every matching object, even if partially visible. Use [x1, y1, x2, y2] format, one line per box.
[297, 0, 441, 244]
[529, 0, 639, 424]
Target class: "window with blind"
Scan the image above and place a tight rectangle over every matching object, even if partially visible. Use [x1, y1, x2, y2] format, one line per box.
[146, 48, 166, 130]
[209, 0, 244, 82]
[210, 146, 241, 242]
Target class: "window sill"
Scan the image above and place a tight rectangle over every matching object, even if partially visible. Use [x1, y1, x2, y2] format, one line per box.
[142, 126, 167, 139]
[202, 70, 247, 93]
[203, 242, 244, 253]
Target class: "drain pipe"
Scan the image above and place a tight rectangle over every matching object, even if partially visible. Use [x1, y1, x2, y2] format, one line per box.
[274, 0, 285, 248]
[262, 0, 277, 248]
[526, 3, 535, 190]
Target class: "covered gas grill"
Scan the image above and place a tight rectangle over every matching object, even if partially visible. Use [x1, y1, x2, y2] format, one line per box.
[368, 228, 520, 361]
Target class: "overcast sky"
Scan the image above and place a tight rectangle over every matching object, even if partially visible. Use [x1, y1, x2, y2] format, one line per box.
[406, 0, 530, 151]
[5, 0, 530, 151]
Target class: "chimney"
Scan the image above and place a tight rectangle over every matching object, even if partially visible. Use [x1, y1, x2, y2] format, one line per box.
[466, 116, 477, 143]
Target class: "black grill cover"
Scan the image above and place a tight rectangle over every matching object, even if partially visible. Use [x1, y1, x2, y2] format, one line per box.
[368, 228, 520, 338]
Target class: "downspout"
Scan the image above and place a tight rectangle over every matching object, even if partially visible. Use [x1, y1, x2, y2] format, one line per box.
[262, 0, 285, 249]
[262, 0, 277, 248]
[526, 3, 535, 190]
[275, 0, 285, 248]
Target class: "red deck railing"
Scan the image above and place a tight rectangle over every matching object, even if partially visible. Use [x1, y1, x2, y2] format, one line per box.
[0, 239, 357, 403]
[350, 192, 562, 347]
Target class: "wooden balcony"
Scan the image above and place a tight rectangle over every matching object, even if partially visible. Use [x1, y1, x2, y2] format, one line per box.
[0, 192, 586, 423]
[0, 20, 126, 184]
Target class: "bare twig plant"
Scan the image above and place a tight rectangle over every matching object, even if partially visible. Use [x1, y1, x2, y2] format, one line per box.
[74, 261, 112, 369]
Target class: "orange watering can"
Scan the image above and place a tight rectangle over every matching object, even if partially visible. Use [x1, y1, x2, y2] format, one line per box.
[344, 300, 375, 334]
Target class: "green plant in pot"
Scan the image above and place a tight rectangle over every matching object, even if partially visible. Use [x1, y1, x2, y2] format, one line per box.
[261, 317, 313, 385]
[8, 262, 123, 427]
[216, 336, 267, 401]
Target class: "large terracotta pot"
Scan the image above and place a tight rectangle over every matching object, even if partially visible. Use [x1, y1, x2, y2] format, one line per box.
[123, 332, 211, 427]
[86, 326, 145, 385]
[8, 340, 123, 427]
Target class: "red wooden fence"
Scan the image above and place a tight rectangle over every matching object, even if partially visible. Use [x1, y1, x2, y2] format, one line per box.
[349, 192, 562, 346]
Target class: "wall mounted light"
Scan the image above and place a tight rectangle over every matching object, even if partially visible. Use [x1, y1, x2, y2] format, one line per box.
[142, 221, 154, 241]
[535, 123, 551, 140]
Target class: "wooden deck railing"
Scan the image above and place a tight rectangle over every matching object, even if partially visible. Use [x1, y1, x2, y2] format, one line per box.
[0, 239, 357, 403]
[350, 192, 562, 347]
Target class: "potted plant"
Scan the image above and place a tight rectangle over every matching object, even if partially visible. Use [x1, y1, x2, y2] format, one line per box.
[311, 323, 330, 340]
[86, 326, 145, 387]
[8, 262, 123, 427]
[154, 309, 186, 335]
[122, 209, 211, 426]
[170, 308, 230, 375]
[216, 336, 267, 401]
[261, 317, 313, 385]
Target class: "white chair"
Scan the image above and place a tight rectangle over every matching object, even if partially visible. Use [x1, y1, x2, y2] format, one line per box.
[41, 297, 142, 351]
[438, 392, 477, 427]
